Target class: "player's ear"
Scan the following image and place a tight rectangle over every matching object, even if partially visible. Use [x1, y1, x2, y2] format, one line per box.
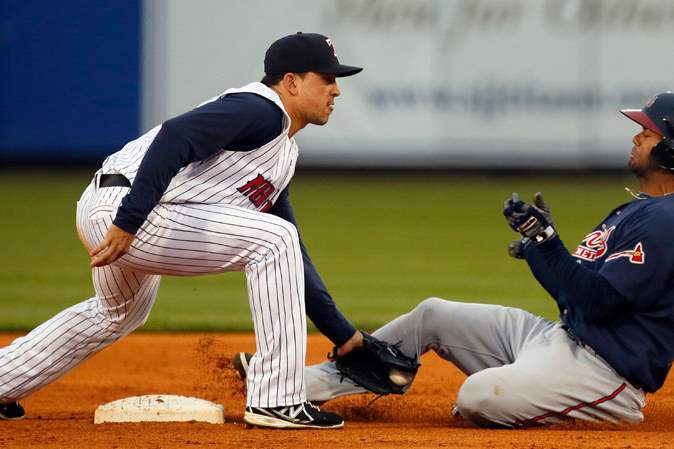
[281, 73, 301, 96]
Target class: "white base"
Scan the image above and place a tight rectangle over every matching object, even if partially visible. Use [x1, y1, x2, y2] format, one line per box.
[94, 395, 224, 424]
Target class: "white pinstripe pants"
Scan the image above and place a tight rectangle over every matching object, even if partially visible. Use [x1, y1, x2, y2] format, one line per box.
[0, 178, 306, 408]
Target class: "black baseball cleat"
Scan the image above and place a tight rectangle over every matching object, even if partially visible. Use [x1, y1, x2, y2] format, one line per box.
[244, 402, 344, 429]
[232, 352, 253, 381]
[0, 401, 25, 420]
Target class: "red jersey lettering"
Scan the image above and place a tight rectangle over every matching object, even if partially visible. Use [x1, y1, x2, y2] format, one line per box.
[237, 174, 276, 211]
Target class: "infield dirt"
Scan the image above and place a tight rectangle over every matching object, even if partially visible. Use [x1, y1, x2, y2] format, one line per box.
[1, 333, 672, 449]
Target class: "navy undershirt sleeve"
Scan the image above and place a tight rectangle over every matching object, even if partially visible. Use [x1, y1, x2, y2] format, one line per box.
[113, 93, 282, 234]
[267, 187, 357, 346]
[518, 239, 564, 310]
[523, 236, 630, 323]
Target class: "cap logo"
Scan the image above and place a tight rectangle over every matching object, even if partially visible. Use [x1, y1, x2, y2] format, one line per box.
[325, 38, 337, 57]
[646, 95, 657, 108]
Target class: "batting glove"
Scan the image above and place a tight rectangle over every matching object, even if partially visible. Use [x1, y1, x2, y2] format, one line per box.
[533, 192, 554, 226]
[503, 192, 557, 244]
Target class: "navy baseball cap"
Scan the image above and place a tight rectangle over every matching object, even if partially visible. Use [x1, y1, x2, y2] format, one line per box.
[621, 92, 674, 139]
[264, 32, 363, 77]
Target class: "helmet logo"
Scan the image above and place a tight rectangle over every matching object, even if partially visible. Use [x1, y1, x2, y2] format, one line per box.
[646, 95, 657, 108]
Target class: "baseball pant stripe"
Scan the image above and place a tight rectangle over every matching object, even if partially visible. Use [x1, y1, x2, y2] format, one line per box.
[514, 383, 628, 427]
[244, 239, 305, 407]
[245, 264, 266, 408]
[271, 252, 289, 404]
[135, 226, 262, 258]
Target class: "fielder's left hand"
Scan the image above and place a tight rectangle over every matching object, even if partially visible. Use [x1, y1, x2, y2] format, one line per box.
[336, 330, 364, 356]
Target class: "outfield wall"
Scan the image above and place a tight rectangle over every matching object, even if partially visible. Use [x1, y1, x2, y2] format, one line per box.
[0, 1, 141, 162]
[2, 0, 674, 168]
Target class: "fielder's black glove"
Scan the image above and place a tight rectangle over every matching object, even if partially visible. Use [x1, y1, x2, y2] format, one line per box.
[331, 332, 419, 395]
[503, 192, 557, 244]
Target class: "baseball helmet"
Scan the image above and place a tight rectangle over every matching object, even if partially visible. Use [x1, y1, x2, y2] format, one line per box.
[621, 92, 674, 170]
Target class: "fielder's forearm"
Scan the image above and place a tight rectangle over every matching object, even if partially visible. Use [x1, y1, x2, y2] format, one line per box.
[299, 239, 357, 346]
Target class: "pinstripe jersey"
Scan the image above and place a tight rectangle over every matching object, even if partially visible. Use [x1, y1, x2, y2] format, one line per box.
[101, 82, 297, 211]
[99, 80, 357, 345]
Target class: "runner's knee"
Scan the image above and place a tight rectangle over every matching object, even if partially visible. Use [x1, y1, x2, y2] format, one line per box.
[412, 297, 447, 323]
[416, 297, 446, 312]
[411, 297, 456, 339]
[456, 370, 515, 428]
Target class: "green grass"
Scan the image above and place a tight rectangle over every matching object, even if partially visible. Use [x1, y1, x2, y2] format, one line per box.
[0, 170, 635, 332]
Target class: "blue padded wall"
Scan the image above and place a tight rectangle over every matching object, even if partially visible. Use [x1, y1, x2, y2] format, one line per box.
[0, 0, 141, 163]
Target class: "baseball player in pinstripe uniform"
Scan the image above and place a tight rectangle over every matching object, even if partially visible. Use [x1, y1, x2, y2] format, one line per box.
[0, 32, 364, 429]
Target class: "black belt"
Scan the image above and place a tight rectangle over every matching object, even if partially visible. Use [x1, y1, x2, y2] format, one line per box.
[562, 324, 596, 356]
[99, 174, 131, 188]
[562, 324, 583, 346]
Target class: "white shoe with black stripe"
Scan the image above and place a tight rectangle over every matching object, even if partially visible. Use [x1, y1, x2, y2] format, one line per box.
[244, 401, 344, 429]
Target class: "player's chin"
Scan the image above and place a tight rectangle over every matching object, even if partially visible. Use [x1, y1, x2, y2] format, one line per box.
[309, 115, 331, 126]
[629, 157, 658, 177]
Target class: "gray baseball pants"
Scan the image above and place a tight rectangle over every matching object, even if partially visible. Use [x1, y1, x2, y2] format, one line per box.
[305, 297, 645, 427]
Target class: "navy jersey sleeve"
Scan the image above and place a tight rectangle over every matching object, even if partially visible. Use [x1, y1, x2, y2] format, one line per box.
[113, 93, 282, 234]
[267, 187, 357, 346]
[599, 208, 674, 307]
[518, 238, 564, 311]
[523, 237, 630, 323]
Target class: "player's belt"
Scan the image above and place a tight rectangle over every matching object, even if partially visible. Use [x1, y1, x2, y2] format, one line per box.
[98, 174, 131, 188]
[562, 324, 597, 356]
